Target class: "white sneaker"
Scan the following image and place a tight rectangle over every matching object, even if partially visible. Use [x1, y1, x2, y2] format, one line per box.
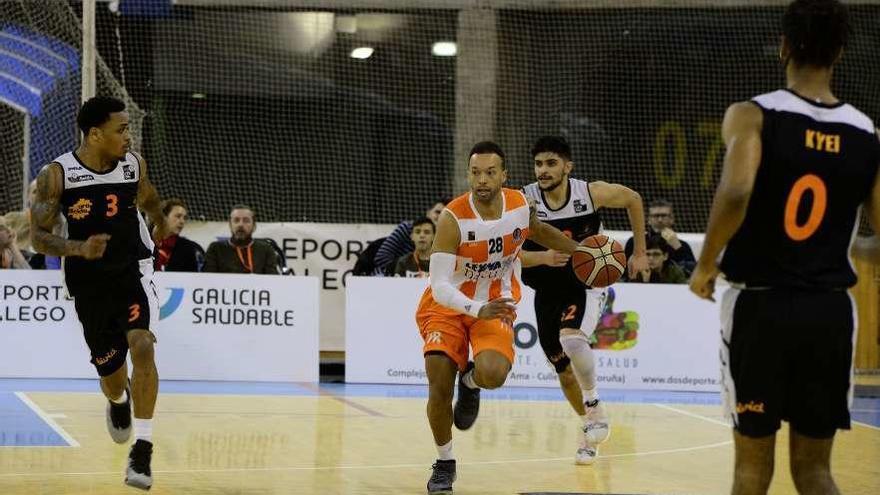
[575, 441, 598, 465]
[583, 399, 610, 445]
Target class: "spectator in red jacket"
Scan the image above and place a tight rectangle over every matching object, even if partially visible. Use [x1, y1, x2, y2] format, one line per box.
[154, 198, 205, 272]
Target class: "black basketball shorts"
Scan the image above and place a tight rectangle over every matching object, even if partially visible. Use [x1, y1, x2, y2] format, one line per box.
[534, 286, 607, 373]
[720, 287, 855, 439]
[72, 261, 159, 377]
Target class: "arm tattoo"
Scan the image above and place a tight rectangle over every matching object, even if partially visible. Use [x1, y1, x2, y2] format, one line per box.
[30, 165, 80, 257]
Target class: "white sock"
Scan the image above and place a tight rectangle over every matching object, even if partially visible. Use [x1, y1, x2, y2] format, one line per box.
[583, 387, 599, 403]
[462, 370, 479, 390]
[436, 440, 454, 461]
[109, 388, 128, 405]
[133, 418, 152, 443]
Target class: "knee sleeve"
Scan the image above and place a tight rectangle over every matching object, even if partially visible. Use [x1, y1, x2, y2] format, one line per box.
[560, 330, 596, 391]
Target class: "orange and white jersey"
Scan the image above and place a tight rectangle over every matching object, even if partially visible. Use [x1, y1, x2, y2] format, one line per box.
[419, 188, 531, 316]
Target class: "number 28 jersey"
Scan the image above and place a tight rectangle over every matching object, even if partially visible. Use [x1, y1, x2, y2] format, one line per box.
[417, 189, 530, 317]
[720, 89, 880, 290]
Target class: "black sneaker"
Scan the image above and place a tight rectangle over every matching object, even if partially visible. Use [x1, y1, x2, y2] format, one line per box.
[453, 361, 480, 431]
[125, 439, 153, 490]
[106, 387, 132, 444]
[427, 459, 456, 494]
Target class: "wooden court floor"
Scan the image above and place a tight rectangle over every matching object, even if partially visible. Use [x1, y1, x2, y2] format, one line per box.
[0, 382, 878, 495]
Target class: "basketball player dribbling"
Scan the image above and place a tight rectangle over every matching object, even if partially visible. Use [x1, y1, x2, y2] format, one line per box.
[690, 1, 880, 493]
[519, 135, 649, 464]
[416, 141, 590, 494]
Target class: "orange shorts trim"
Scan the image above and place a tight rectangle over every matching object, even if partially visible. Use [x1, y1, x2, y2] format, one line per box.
[416, 312, 515, 371]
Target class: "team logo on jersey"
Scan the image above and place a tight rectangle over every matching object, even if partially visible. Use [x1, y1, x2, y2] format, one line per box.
[426, 331, 443, 344]
[122, 164, 136, 180]
[467, 231, 476, 241]
[573, 199, 587, 213]
[512, 228, 523, 242]
[736, 401, 765, 414]
[68, 198, 92, 220]
[67, 174, 94, 184]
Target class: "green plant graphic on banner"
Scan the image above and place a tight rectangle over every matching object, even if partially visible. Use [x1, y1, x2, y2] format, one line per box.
[590, 287, 639, 351]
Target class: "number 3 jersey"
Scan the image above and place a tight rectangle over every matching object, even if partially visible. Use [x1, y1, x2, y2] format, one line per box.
[720, 89, 880, 290]
[55, 152, 154, 296]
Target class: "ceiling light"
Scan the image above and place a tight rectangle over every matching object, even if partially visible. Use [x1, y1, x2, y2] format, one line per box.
[432, 41, 457, 57]
[350, 47, 374, 59]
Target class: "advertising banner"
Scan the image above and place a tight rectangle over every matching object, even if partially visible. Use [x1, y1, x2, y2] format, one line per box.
[184, 221, 395, 351]
[0, 271, 319, 382]
[346, 277, 721, 391]
[183, 223, 704, 352]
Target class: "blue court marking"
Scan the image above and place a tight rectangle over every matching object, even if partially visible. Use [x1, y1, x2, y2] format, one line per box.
[852, 397, 880, 428]
[0, 392, 68, 447]
[1, 379, 878, 428]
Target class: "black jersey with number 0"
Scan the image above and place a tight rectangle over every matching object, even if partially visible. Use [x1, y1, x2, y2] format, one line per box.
[720, 90, 880, 290]
[521, 178, 602, 290]
[55, 152, 154, 296]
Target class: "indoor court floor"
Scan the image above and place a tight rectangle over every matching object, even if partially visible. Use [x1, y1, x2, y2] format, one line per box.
[0, 379, 878, 495]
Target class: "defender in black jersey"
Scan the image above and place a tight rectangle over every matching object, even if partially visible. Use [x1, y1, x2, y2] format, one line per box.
[520, 136, 648, 465]
[30, 97, 169, 491]
[690, 2, 880, 493]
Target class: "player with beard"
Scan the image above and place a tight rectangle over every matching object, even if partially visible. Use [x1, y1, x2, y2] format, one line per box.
[520, 135, 648, 464]
[417, 141, 592, 494]
[29, 96, 169, 489]
[203, 205, 281, 274]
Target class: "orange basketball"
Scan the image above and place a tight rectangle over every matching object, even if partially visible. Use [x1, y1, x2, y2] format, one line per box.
[571, 234, 627, 288]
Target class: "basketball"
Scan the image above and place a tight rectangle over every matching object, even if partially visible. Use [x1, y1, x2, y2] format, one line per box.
[571, 234, 627, 288]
